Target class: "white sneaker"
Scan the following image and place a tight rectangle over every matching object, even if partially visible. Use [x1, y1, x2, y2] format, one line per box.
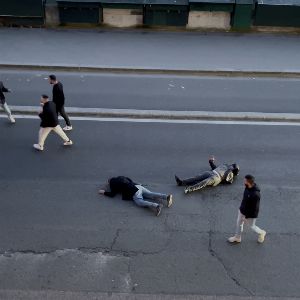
[63, 140, 73, 146]
[33, 144, 44, 151]
[228, 236, 241, 243]
[9, 115, 16, 124]
[258, 231, 266, 243]
[167, 194, 173, 208]
[63, 126, 73, 131]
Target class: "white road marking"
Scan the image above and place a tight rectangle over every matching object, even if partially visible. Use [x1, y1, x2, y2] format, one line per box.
[2, 113, 300, 126]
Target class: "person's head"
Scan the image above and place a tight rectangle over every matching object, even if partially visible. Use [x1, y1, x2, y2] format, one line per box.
[49, 74, 57, 85]
[231, 163, 240, 176]
[244, 174, 255, 188]
[40, 94, 49, 104]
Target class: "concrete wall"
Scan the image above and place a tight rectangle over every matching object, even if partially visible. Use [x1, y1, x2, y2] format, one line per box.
[187, 11, 231, 29]
[103, 8, 143, 28]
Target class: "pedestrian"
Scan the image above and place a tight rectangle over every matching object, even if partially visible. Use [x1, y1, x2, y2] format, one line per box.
[49, 74, 72, 131]
[33, 95, 73, 151]
[228, 174, 266, 244]
[0, 81, 15, 124]
[99, 176, 173, 216]
[175, 156, 239, 194]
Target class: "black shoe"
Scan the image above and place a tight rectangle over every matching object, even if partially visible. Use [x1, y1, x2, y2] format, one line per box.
[155, 204, 163, 216]
[175, 175, 182, 186]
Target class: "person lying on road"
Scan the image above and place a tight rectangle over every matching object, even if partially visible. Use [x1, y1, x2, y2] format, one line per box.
[175, 156, 239, 194]
[99, 176, 173, 216]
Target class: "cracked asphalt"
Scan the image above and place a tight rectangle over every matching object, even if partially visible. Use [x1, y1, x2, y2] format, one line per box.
[0, 118, 300, 299]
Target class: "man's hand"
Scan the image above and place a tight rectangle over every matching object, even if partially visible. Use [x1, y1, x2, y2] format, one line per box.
[98, 189, 106, 195]
[209, 155, 215, 161]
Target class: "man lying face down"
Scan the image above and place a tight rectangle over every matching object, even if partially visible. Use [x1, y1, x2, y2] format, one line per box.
[175, 156, 239, 194]
[99, 176, 173, 216]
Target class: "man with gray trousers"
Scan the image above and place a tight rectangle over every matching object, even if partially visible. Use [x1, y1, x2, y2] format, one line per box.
[0, 81, 15, 124]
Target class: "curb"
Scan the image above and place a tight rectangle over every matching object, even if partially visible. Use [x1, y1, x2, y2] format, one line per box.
[1, 64, 300, 78]
[8, 106, 300, 123]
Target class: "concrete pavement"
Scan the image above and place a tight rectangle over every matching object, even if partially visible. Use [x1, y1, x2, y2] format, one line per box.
[0, 118, 300, 298]
[1, 28, 300, 75]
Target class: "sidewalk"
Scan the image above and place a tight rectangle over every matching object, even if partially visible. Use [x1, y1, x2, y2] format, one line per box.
[1, 28, 300, 75]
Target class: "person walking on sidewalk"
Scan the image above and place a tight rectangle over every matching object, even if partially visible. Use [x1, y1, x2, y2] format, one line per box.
[33, 95, 73, 151]
[175, 156, 239, 194]
[49, 75, 72, 131]
[0, 81, 15, 124]
[228, 174, 266, 244]
[99, 176, 173, 216]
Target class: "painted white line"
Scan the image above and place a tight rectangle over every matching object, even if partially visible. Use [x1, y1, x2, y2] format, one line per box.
[2, 113, 300, 126]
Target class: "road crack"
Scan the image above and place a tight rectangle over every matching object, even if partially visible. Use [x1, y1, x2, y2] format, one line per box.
[208, 230, 254, 296]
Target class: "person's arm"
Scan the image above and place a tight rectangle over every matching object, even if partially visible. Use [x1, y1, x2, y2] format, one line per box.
[1, 84, 10, 93]
[209, 156, 217, 170]
[98, 187, 117, 198]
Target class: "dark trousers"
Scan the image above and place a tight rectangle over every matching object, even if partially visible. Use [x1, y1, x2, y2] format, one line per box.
[57, 105, 71, 126]
[181, 171, 213, 186]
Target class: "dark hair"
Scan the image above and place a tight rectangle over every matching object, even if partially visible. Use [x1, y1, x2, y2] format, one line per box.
[41, 94, 49, 99]
[245, 174, 255, 183]
[49, 74, 56, 81]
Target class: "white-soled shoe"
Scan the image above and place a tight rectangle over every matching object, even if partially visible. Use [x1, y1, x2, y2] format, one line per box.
[63, 140, 73, 146]
[9, 115, 16, 124]
[63, 126, 73, 131]
[33, 144, 44, 151]
[228, 236, 241, 244]
[258, 231, 266, 243]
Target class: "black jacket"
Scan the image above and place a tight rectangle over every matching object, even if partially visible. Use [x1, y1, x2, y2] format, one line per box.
[39, 101, 59, 128]
[0, 81, 9, 102]
[52, 82, 65, 107]
[104, 176, 138, 201]
[240, 184, 261, 219]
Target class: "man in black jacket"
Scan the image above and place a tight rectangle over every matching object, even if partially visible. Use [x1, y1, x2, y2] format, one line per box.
[175, 156, 239, 194]
[0, 81, 15, 124]
[228, 174, 266, 244]
[33, 95, 73, 151]
[49, 75, 72, 131]
[99, 176, 173, 216]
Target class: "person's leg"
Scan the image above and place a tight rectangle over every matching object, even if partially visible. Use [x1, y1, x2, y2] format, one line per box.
[133, 186, 159, 208]
[228, 210, 244, 243]
[235, 211, 245, 239]
[247, 219, 266, 243]
[181, 172, 211, 186]
[140, 186, 168, 202]
[58, 106, 71, 127]
[184, 175, 215, 194]
[38, 127, 52, 147]
[53, 125, 70, 142]
[1, 101, 15, 123]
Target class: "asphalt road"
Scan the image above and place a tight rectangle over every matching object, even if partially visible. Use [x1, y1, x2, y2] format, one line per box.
[0, 117, 300, 298]
[1, 69, 300, 113]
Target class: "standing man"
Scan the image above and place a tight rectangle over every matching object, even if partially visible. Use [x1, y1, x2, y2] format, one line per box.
[33, 95, 73, 151]
[99, 176, 173, 216]
[49, 75, 72, 131]
[0, 81, 15, 124]
[228, 175, 266, 244]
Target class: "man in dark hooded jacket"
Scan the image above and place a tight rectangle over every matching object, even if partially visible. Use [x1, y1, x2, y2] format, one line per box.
[175, 156, 239, 194]
[228, 174, 266, 244]
[99, 176, 173, 216]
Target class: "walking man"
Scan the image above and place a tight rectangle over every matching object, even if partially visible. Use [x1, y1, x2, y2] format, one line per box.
[0, 81, 15, 124]
[228, 174, 266, 244]
[33, 95, 73, 151]
[175, 156, 239, 194]
[49, 75, 72, 131]
[99, 176, 173, 216]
